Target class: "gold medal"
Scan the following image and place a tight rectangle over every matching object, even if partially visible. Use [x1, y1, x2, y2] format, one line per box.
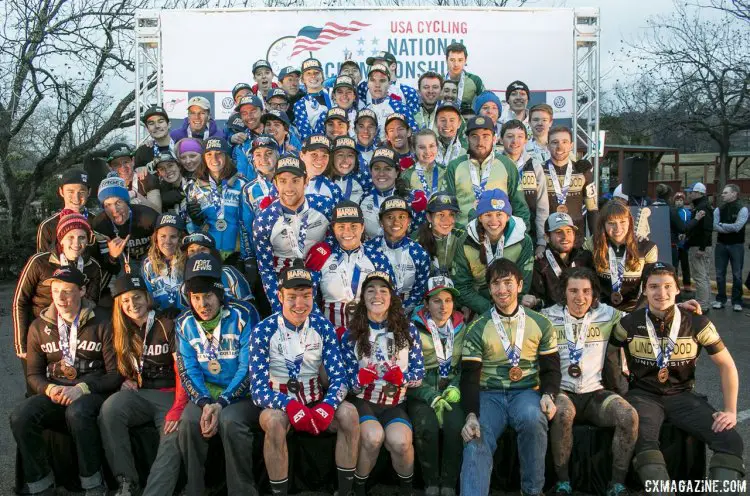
[508, 366, 523, 382]
[382, 383, 398, 397]
[611, 291, 623, 306]
[657, 367, 669, 383]
[215, 219, 228, 232]
[556, 204, 568, 214]
[62, 363, 77, 380]
[208, 359, 222, 375]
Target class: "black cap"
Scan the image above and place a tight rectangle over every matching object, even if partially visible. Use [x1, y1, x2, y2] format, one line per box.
[112, 274, 148, 298]
[642, 262, 679, 286]
[332, 200, 364, 223]
[234, 94, 263, 112]
[59, 168, 89, 187]
[252, 59, 273, 74]
[275, 155, 307, 177]
[181, 232, 216, 251]
[302, 134, 331, 151]
[427, 192, 460, 213]
[155, 212, 186, 232]
[367, 63, 391, 79]
[369, 147, 397, 169]
[506, 80, 530, 101]
[362, 270, 394, 291]
[232, 82, 252, 99]
[252, 134, 279, 151]
[355, 108, 378, 125]
[384, 113, 408, 129]
[44, 266, 87, 287]
[261, 109, 291, 128]
[106, 143, 134, 162]
[142, 105, 169, 124]
[332, 136, 356, 153]
[154, 152, 178, 168]
[184, 253, 223, 295]
[366, 51, 397, 66]
[325, 107, 349, 123]
[279, 66, 301, 80]
[301, 58, 323, 73]
[379, 196, 411, 217]
[465, 115, 495, 135]
[279, 260, 314, 289]
[204, 137, 229, 155]
[266, 88, 289, 102]
[333, 75, 356, 91]
[435, 100, 461, 117]
[227, 114, 246, 133]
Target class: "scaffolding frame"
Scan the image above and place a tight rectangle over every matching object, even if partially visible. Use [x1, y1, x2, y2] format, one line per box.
[134, 10, 162, 143]
[572, 7, 601, 192]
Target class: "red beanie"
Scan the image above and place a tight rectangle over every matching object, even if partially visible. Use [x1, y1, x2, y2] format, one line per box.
[56, 209, 91, 242]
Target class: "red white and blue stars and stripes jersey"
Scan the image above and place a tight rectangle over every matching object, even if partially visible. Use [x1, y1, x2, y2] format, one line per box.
[305, 175, 344, 204]
[312, 106, 359, 138]
[250, 311, 348, 410]
[175, 300, 260, 408]
[361, 96, 418, 142]
[359, 188, 428, 241]
[241, 176, 277, 214]
[332, 169, 372, 205]
[320, 243, 396, 329]
[356, 80, 421, 118]
[356, 142, 377, 171]
[254, 194, 335, 312]
[293, 90, 332, 140]
[340, 322, 424, 406]
[364, 235, 430, 312]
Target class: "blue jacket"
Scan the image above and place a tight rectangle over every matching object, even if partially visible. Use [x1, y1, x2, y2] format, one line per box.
[250, 311, 348, 410]
[141, 257, 185, 312]
[170, 117, 221, 142]
[231, 130, 262, 181]
[306, 175, 344, 204]
[175, 299, 260, 407]
[178, 266, 254, 308]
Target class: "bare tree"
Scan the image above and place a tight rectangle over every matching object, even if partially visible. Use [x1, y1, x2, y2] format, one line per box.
[699, 0, 750, 23]
[611, 2, 750, 190]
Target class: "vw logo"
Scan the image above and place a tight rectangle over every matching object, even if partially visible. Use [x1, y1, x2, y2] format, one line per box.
[553, 96, 566, 109]
[222, 97, 234, 110]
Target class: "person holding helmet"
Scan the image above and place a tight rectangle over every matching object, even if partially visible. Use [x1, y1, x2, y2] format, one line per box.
[106, 142, 162, 212]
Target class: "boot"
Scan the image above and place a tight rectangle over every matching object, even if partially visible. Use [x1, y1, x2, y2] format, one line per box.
[115, 475, 142, 496]
[439, 488, 456, 496]
[633, 450, 674, 496]
[708, 453, 746, 495]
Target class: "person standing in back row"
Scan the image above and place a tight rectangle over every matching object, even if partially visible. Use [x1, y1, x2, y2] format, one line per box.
[685, 182, 713, 314]
[712, 184, 747, 312]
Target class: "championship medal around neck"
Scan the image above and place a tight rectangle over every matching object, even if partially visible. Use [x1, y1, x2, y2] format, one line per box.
[215, 218, 228, 232]
[508, 366, 524, 382]
[61, 363, 78, 380]
[611, 291, 624, 306]
[287, 378, 301, 394]
[657, 367, 670, 383]
[382, 382, 398, 397]
[568, 363, 582, 378]
[208, 359, 222, 375]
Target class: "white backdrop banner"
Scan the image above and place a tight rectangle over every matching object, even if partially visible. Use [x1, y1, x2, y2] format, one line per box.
[159, 8, 575, 120]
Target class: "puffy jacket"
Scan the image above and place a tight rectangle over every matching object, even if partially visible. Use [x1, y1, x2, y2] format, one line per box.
[686, 195, 714, 250]
[169, 117, 221, 142]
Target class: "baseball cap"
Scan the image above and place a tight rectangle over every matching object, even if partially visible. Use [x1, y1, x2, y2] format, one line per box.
[234, 94, 263, 112]
[231, 82, 252, 100]
[690, 182, 707, 194]
[261, 109, 291, 128]
[642, 261, 679, 286]
[324, 107, 349, 123]
[278, 66, 301, 80]
[154, 152, 179, 169]
[266, 88, 289, 102]
[379, 196, 410, 217]
[112, 274, 148, 298]
[279, 260, 314, 289]
[435, 100, 461, 118]
[362, 270, 394, 292]
[187, 96, 211, 111]
[226, 114, 247, 133]
[369, 147, 397, 169]
[44, 266, 87, 288]
[384, 113, 408, 129]
[332, 200, 364, 223]
[332, 136, 356, 153]
[333, 75, 356, 91]
[275, 155, 307, 177]
[476, 189, 512, 217]
[184, 253, 224, 295]
[58, 169, 89, 187]
[355, 108, 378, 125]
[204, 137, 229, 155]
[368, 63, 390, 79]
[302, 134, 331, 152]
[141, 105, 169, 124]
[366, 51, 396, 66]
[252, 134, 279, 151]
[426, 275, 460, 298]
[252, 59, 273, 74]
[506, 80, 530, 101]
[427, 192, 460, 213]
[181, 232, 216, 251]
[301, 58, 323, 73]
[465, 115, 495, 135]
[155, 212, 185, 232]
[545, 212, 578, 233]
[106, 143, 134, 163]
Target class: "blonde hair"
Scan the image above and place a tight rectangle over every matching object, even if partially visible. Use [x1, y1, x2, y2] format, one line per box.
[147, 228, 186, 280]
[593, 201, 641, 273]
[112, 290, 154, 379]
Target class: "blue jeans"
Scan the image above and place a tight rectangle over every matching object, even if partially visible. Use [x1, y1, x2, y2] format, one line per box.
[715, 243, 745, 305]
[461, 389, 547, 495]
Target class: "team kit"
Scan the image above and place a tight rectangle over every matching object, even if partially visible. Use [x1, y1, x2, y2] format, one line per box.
[10, 43, 745, 496]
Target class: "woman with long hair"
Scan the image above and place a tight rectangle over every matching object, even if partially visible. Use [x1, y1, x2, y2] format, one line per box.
[415, 192, 465, 276]
[590, 200, 657, 311]
[340, 271, 424, 496]
[142, 213, 187, 314]
[330, 136, 372, 205]
[175, 137, 204, 179]
[185, 137, 251, 264]
[98, 274, 185, 496]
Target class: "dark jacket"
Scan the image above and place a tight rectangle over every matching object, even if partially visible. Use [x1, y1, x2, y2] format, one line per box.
[169, 117, 221, 142]
[531, 247, 594, 308]
[13, 252, 103, 357]
[668, 205, 687, 245]
[36, 209, 98, 255]
[25, 300, 122, 395]
[120, 313, 176, 390]
[685, 195, 713, 250]
[91, 204, 159, 277]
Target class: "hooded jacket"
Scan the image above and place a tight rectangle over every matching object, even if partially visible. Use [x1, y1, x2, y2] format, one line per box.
[685, 195, 714, 250]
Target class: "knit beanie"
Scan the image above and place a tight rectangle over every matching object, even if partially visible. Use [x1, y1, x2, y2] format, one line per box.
[176, 137, 204, 156]
[472, 91, 502, 115]
[57, 209, 92, 241]
[97, 172, 130, 205]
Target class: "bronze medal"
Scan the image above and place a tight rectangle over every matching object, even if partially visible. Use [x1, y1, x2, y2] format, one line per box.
[382, 383, 398, 397]
[287, 378, 301, 394]
[208, 359, 222, 375]
[657, 367, 670, 383]
[345, 300, 358, 319]
[62, 363, 77, 380]
[568, 364, 582, 378]
[508, 366, 524, 382]
[438, 377, 449, 390]
[556, 204, 568, 214]
[137, 373, 143, 388]
[611, 291, 623, 306]
[215, 219, 228, 232]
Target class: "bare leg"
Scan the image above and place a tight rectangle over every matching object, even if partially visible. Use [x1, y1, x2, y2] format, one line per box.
[331, 401, 360, 468]
[259, 409, 290, 481]
[355, 420, 384, 477]
[384, 422, 414, 476]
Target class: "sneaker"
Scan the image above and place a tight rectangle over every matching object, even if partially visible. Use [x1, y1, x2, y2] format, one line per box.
[606, 482, 629, 496]
[550, 481, 573, 495]
[84, 485, 107, 496]
[733, 304, 742, 312]
[115, 476, 142, 496]
[712, 301, 724, 309]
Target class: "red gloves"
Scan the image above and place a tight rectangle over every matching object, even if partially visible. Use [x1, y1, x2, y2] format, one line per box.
[383, 365, 404, 386]
[411, 190, 428, 212]
[311, 402, 335, 433]
[399, 155, 415, 172]
[259, 195, 275, 210]
[286, 400, 319, 435]
[305, 241, 332, 271]
[357, 366, 378, 388]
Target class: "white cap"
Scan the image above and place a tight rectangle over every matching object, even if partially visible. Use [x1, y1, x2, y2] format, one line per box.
[613, 184, 628, 201]
[187, 96, 211, 111]
[691, 182, 707, 194]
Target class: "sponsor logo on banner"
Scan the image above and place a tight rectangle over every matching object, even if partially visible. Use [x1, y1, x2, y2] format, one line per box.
[545, 90, 572, 119]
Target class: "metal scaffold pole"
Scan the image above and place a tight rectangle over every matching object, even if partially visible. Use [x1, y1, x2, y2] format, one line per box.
[134, 10, 162, 144]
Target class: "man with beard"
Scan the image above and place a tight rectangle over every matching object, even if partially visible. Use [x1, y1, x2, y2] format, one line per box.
[232, 94, 265, 180]
[415, 71, 443, 131]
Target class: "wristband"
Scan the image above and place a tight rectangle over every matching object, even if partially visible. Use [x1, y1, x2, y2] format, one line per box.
[45, 384, 57, 397]
[77, 382, 91, 395]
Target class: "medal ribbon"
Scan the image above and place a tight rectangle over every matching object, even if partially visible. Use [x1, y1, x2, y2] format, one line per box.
[57, 311, 81, 366]
[133, 311, 157, 377]
[152, 138, 176, 159]
[469, 160, 492, 201]
[59, 253, 85, 272]
[285, 207, 310, 258]
[277, 316, 309, 380]
[547, 160, 573, 207]
[198, 314, 222, 363]
[563, 308, 591, 365]
[545, 249, 563, 277]
[436, 138, 462, 167]
[607, 246, 625, 293]
[415, 164, 439, 197]
[208, 176, 225, 221]
[426, 315, 454, 378]
[483, 235, 505, 265]
[370, 324, 395, 373]
[338, 249, 363, 301]
[490, 306, 526, 367]
[644, 307, 682, 369]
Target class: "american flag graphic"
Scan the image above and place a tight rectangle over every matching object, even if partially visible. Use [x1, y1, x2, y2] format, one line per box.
[290, 20, 371, 57]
